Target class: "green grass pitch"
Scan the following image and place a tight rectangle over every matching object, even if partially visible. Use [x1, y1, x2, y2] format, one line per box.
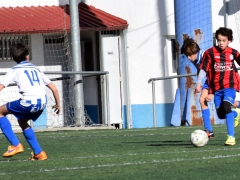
[0, 125, 240, 179]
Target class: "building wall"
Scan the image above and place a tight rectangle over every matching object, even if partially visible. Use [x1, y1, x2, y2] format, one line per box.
[85, 0, 178, 128]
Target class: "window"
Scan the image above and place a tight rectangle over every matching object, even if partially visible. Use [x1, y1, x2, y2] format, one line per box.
[171, 39, 177, 73]
[0, 35, 31, 61]
[164, 35, 178, 76]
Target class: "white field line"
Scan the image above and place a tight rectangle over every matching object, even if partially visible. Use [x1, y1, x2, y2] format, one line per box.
[32, 131, 228, 139]
[0, 153, 239, 175]
[30, 124, 227, 134]
[0, 146, 239, 163]
[5, 124, 226, 134]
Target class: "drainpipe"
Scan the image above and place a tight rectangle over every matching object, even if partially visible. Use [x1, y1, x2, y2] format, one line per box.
[224, 0, 229, 27]
[122, 29, 132, 129]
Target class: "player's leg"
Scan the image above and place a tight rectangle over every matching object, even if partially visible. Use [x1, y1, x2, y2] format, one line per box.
[222, 88, 236, 145]
[199, 89, 213, 138]
[231, 100, 240, 127]
[18, 118, 47, 160]
[0, 104, 23, 157]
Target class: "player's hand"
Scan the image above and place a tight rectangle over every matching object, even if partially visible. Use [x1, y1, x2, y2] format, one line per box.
[205, 94, 214, 102]
[52, 105, 60, 115]
[195, 84, 202, 93]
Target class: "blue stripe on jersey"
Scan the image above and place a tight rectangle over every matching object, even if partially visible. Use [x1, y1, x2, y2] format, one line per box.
[195, 50, 204, 66]
[12, 62, 36, 69]
[35, 68, 41, 73]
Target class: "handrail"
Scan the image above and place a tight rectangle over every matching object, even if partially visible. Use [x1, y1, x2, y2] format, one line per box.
[148, 73, 197, 83]
[0, 71, 109, 76]
[148, 73, 197, 128]
[148, 67, 240, 128]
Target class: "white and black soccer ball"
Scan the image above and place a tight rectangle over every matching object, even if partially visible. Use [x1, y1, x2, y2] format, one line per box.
[190, 129, 209, 147]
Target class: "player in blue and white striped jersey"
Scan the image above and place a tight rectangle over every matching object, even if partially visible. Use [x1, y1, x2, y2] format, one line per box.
[181, 38, 214, 137]
[0, 43, 60, 160]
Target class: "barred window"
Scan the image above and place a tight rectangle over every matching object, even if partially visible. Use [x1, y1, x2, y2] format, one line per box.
[0, 35, 31, 61]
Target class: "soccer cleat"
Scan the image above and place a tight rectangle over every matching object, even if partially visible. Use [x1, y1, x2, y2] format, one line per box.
[2, 143, 24, 157]
[234, 108, 240, 127]
[225, 135, 236, 146]
[204, 130, 214, 138]
[29, 151, 48, 161]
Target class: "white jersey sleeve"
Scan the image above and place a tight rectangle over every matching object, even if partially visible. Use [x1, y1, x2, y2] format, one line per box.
[0, 69, 16, 88]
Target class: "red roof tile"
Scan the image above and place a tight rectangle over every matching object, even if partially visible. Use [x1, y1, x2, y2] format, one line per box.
[0, 2, 128, 34]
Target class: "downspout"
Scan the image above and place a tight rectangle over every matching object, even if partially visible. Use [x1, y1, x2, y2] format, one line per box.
[224, 0, 229, 27]
[122, 29, 132, 129]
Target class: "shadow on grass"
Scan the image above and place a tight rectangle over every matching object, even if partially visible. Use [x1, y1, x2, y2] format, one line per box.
[123, 140, 192, 146]
[123, 140, 226, 147]
[122, 140, 184, 144]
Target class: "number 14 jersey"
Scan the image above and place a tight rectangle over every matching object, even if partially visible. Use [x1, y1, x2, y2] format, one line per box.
[0, 61, 51, 106]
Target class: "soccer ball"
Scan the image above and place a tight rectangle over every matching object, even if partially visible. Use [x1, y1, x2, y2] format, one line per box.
[190, 129, 209, 147]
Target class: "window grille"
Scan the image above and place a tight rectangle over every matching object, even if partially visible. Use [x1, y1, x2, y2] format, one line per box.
[101, 30, 119, 35]
[44, 36, 65, 44]
[0, 35, 31, 61]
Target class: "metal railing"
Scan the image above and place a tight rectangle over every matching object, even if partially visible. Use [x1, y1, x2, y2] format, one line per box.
[148, 67, 240, 128]
[0, 71, 110, 127]
[148, 73, 197, 128]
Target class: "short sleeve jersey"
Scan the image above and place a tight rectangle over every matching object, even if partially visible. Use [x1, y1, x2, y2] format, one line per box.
[200, 46, 240, 93]
[0, 61, 51, 106]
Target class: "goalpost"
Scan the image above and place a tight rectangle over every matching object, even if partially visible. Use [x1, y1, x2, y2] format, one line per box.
[0, 0, 105, 130]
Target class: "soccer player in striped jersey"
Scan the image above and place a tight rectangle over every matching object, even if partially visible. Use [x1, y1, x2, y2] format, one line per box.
[181, 38, 214, 138]
[181, 38, 240, 139]
[0, 43, 60, 160]
[196, 27, 240, 145]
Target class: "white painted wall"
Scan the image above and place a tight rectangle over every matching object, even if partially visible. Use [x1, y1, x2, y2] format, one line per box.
[82, 0, 177, 105]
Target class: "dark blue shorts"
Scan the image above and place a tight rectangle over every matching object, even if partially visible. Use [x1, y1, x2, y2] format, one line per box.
[6, 99, 46, 121]
[202, 80, 209, 90]
[214, 88, 236, 108]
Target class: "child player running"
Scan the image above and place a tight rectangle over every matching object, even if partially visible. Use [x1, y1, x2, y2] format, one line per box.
[196, 27, 240, 145]
[181, 38, 240, 139]
[0, 43, 60, 160]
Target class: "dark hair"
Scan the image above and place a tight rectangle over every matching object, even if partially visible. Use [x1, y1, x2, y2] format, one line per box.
[10, 43, 29, 63]
[215, 27, 233, 41]
[181, 38, 200, 56]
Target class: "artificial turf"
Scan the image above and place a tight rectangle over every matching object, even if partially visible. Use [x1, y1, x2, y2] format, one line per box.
[0, 125, 240, 179]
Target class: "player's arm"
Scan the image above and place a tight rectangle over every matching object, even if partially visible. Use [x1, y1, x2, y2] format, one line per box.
[0, 70, 15, 92]
[0, 84, 4, 92]
[234, 50, 240, 66]
[195, 70, 206, 93]
[205, 94, 214, 102]
[46, 82, 61, 115]
[195, 51, 210, 93]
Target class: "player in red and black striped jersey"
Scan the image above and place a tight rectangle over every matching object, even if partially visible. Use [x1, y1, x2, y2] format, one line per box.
[196, 27, 240, 145]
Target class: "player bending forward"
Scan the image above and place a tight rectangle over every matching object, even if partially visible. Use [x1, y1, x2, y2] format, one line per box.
[0, 43, 60, 160]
